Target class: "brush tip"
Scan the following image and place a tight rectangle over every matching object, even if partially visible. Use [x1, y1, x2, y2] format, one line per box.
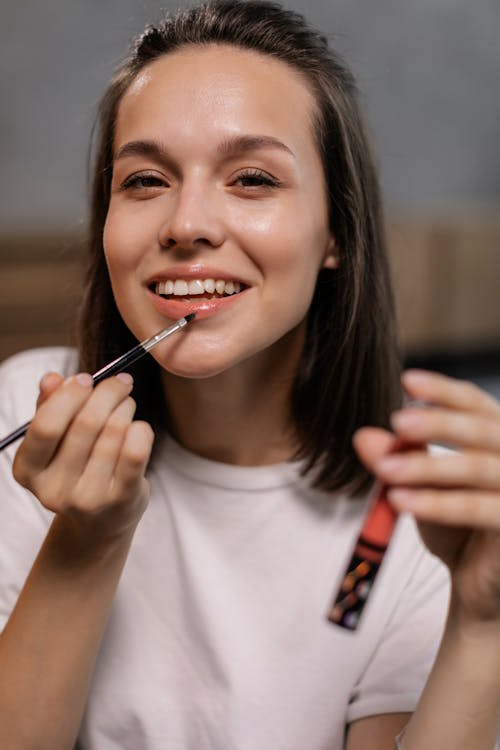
[184, 313, 196, 323]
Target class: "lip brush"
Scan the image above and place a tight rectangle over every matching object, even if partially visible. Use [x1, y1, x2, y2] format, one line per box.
[0, 313, 196, 452]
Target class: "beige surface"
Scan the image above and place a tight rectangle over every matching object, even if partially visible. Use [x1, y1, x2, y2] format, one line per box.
[387, 216, 500, 353]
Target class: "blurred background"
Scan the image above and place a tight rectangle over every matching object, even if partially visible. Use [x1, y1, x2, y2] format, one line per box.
[0, 0, 499, 396]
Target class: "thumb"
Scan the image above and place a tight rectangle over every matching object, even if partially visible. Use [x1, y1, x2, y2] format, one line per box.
[352, 426, 398, 473]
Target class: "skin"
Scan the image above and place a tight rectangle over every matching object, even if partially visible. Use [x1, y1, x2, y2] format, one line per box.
[103, 45, 337, 463]
[1, 43, 500, 750]
[351, 370, 500, 749]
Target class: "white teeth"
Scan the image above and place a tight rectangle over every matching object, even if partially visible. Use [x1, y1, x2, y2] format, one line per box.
[215, 280, 226, 294]
[188, 279, 205, 295]
[173, 280, 188, 295]
[154, 278, 244, 296]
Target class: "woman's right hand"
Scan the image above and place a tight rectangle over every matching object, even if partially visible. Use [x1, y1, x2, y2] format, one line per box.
[12, 371, 154, 544]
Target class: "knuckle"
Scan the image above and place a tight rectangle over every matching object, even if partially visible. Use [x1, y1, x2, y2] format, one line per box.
[72, 410, 99, 435]
[122, 443, 148, 469]
[29, 419, 60, 444]
[36, 485, 67, 514]
[101, 418, 127, 442]
[12, 455, 31, 488]
[124, 450, 145, 470]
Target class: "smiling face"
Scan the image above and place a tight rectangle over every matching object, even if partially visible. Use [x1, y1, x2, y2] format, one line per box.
[104, 44, 337, 378]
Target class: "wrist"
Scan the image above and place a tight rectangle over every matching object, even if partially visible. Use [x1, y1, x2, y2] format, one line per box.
[447, 591, 500, 639]
[47, 512, 138, 569]
[438, 595, 500, 693]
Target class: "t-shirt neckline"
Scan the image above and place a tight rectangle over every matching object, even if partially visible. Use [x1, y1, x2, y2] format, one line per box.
[159, 434, 307, 491]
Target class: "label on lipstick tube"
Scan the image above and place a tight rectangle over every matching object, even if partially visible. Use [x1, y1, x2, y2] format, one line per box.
[327, 485, 396, 631]
[328, 438, 423, 631]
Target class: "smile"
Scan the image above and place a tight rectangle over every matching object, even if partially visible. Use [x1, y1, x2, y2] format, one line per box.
[154, 279, 245, 298]
[148, 277, 249, 321]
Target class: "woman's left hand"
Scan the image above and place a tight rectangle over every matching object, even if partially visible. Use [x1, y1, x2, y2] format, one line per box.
[354, 369, 500, 623]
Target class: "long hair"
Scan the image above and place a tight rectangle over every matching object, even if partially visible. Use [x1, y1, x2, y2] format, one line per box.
[78, 0, 402, 494]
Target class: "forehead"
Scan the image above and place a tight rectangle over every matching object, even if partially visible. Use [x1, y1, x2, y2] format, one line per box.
[115, 44, 319, 155]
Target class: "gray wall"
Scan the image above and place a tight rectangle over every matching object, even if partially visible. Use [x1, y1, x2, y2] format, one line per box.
[1, 0, 499, 233]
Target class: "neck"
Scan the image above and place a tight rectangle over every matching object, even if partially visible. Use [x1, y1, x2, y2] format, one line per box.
[161, 328, 304, 466]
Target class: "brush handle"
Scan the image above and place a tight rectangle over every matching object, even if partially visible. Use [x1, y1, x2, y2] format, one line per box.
[0, 314, 195, 452]
[91, 343, 147, 385]
[0, 421, 32, 451]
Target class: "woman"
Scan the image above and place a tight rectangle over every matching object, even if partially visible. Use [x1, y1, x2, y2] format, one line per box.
[0, 1, 499, 748]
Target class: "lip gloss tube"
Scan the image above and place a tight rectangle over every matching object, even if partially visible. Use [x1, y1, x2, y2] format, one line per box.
[327, 437, 421, 631]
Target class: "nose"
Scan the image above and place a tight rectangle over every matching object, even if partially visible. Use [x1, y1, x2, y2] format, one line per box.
[158, 178, 225, 252]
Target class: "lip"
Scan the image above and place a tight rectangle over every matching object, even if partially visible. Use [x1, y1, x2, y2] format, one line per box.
[145, 264, 251, 287]
[147, 286, 249, 321]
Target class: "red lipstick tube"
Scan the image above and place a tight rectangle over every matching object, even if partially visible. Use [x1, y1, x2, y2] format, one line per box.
[328, 438, 420, 631]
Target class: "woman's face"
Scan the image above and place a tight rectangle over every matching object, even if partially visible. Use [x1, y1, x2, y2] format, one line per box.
[104, 44, 337, 378]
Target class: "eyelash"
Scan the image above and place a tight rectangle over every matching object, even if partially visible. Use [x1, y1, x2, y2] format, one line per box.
[118, 168, 281, 192]
[233, 169, 281, 189]
[119, 172, 165, 191]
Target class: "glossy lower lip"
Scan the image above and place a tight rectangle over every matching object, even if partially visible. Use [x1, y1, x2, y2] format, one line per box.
[147, 288, 248, 321]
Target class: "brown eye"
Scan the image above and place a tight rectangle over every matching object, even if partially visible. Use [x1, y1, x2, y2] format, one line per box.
[120, 173, 167, 190]
[234, 169, 280, 188]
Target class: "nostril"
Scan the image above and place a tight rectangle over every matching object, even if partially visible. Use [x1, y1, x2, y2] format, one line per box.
[159, 238, 176, 250]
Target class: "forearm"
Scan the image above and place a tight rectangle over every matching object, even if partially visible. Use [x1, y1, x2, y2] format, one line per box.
[403, 596, 500, 750]
[0, 514, 136, 750]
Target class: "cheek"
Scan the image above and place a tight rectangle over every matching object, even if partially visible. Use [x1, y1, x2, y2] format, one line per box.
[103, 205, 147, 279]
[248, 205, 330, 296]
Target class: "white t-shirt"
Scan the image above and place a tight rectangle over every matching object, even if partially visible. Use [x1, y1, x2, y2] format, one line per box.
[0, 348, 450, 750]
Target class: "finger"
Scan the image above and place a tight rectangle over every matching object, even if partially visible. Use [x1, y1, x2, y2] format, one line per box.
[387, 487, 500, 530]
[353, 427, 425, 474]
[112, 421, 154, 499]
[377, 450, 500, 492]
[14, 373, 95, 479]
[402, 369, 500, 416]
[36, 372, 65, 407]
[74, 397, 137, 505]
[352, 427, 398, 473]
[391, 406, 500, 452]
[48, 375, 135, 482]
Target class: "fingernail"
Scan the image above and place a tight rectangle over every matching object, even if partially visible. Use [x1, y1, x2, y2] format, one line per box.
[74, 373, 93, 387]
[116, 372, 134, 385]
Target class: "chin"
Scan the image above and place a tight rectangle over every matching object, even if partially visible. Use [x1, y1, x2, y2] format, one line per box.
[151, 347, 244, 380]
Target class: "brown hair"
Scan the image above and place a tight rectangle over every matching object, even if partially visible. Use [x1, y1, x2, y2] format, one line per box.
[78, 0, 402, 494]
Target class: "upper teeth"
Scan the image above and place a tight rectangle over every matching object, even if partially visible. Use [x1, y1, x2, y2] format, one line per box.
[155, 279, 242, 296]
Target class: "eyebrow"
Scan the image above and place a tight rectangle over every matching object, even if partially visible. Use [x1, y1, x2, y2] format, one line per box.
[113, 134, 295, 163]
[217, 134, 295, 158]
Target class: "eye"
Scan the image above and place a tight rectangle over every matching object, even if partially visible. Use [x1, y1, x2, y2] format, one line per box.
[232, 169, 281, 189]
[119, 172, 168, 191]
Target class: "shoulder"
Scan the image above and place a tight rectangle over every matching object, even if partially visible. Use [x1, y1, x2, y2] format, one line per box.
[0, 347, 78, 424]
[0, 346, 77, 384]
